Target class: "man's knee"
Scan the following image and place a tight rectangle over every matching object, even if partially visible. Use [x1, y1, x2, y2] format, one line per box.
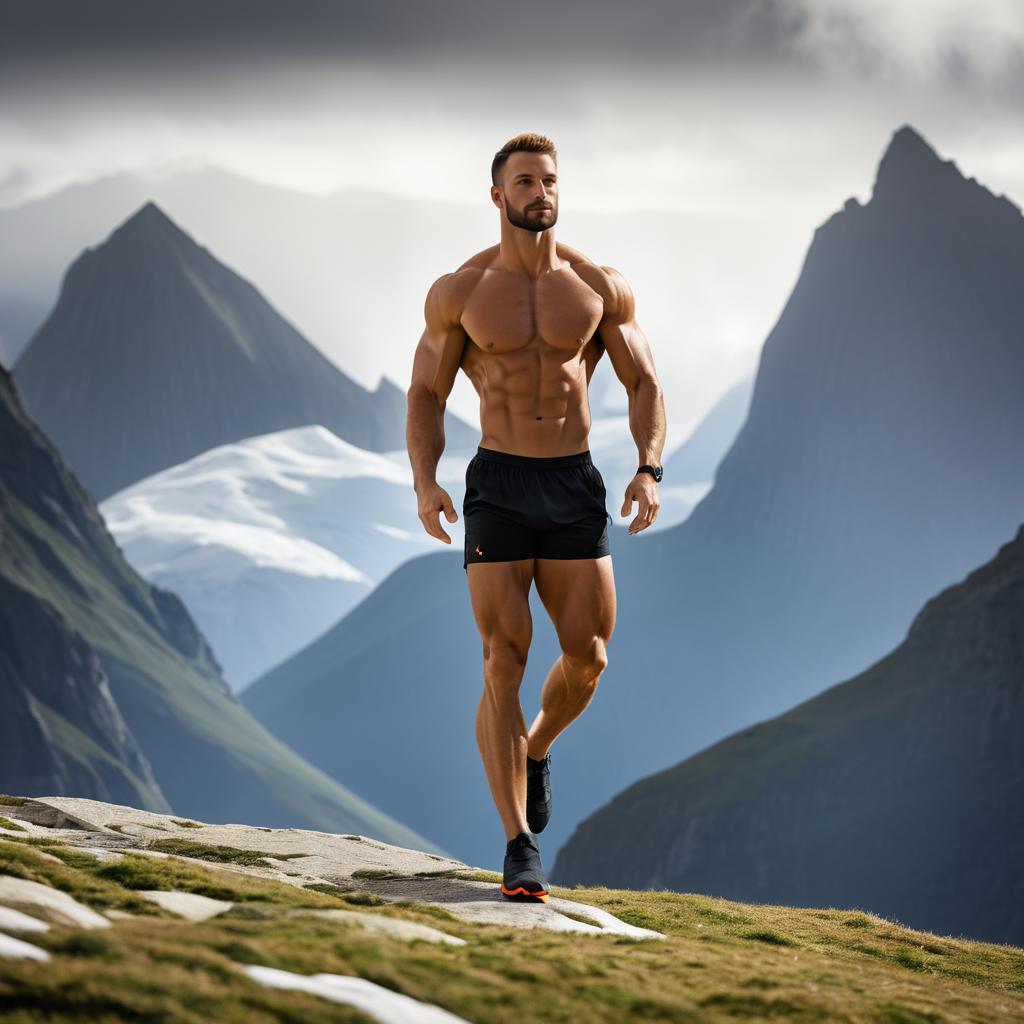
[482, 631, 531, 681]
[562, 637, 609, 688]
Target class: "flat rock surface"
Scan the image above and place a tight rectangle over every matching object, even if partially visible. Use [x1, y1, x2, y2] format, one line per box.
[3, 796, 665, 940]
[138, 890, 234, 921]
[308, 908, 467, 945]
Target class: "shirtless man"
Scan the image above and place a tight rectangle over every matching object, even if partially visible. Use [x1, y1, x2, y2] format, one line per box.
[406, 132, 666, 902]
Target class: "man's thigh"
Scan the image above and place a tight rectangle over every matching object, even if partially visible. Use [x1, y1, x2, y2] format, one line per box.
[533, 555, 616, 655]
[466, 559, 536, 655]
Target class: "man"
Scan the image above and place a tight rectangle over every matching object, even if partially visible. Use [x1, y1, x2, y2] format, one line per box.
[406, 132, 666, 902]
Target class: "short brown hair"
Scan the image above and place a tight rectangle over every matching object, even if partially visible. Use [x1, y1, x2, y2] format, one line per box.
[491, 133, 557, 186]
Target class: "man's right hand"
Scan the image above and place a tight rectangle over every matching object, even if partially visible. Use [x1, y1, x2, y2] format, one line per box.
[416, 482, 459, 544]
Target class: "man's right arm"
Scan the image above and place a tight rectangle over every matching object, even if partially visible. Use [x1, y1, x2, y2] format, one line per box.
[406, 273, 468, 541]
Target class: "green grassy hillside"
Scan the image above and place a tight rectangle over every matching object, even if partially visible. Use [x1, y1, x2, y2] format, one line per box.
[1, 833, 1021, 1023]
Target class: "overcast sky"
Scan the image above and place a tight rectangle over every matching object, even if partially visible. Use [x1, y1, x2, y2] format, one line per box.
[3, 0, 1022, 210]
[2, 0, 1022, 435]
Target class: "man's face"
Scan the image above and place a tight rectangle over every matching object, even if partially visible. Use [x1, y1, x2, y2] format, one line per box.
[495, 152, 558, 232]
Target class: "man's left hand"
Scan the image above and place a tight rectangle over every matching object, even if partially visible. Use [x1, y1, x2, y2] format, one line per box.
[621, 474, 660, 535]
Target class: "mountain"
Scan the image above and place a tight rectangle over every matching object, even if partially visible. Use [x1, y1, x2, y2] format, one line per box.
[0, 359, 446, 855]
[0, 569, 170, 813]
[242, 124, 1024, 869]
[0, 364, 169, 811]
[11, 200, 475, 501]
[552, 522, 1024, 947]
[98, 426, 474, 690]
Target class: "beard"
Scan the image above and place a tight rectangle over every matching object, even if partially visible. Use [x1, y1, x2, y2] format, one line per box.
[503, 194, 557, 232]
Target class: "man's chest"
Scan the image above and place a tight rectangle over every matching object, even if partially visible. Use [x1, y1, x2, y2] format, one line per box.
[460, 270, 605, 354]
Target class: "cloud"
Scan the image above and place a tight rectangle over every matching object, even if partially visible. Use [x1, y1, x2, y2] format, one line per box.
[4, 0, 1021, 90]
[0, 0, 761, 67]
[776, 0, 1024, 84]
[1, 0, 1021, 215]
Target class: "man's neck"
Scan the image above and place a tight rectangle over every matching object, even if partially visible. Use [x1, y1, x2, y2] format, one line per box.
[498, 227, 561, 279]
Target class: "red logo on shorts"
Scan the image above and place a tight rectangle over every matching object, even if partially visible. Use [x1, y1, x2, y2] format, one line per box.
[475, 544, 484, 556]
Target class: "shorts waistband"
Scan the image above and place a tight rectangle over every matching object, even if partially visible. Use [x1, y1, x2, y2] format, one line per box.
[475, 445, 593, 469]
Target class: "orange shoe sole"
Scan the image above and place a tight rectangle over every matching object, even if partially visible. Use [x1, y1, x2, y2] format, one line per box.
[501, 883, 549, 901]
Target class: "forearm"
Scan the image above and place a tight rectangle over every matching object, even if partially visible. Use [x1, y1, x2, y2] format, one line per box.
[406, 385, 445, 492]
[627, 376, 666, 467]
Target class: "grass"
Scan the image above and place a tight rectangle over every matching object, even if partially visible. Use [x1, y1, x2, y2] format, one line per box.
[0, 817, 27, 832]
[145, 838, 312, 866]
[0, 835, 1021, 1023]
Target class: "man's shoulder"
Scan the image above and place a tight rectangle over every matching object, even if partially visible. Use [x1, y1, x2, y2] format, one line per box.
[556, 240, 599, 270]
[456, 244, 500, 273]
[425, 255, 491, 322]
[559, 244, 625, 306]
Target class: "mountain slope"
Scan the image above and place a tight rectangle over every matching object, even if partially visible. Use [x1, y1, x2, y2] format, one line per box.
[553, 522, 1024, 947]
[11, 200, 475, 500]
[0, 366, 169, 811]
[241, 123, 1024, 870]
[0, 360, 447, 855]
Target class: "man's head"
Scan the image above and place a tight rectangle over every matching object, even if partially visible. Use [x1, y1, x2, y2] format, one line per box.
[491, 132, 558, 233]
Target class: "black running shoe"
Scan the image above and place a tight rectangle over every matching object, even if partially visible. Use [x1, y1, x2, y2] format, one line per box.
[501, 831, 549, 901]
[526, 751, 552, 834]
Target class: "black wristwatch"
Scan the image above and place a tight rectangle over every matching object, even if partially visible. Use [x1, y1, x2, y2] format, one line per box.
[638, 464, 663, 482]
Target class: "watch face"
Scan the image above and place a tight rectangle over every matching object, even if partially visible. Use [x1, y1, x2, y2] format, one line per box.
[654, 466, 663, 482]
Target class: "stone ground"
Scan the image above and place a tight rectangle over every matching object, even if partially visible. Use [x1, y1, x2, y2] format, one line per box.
[1, 796, 664, 940]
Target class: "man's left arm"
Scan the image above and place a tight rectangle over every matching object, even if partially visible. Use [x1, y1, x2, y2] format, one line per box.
[595, 266, 667, 535]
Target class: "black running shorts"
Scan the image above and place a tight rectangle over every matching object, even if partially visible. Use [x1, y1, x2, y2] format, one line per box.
[463, 446, 612, 572]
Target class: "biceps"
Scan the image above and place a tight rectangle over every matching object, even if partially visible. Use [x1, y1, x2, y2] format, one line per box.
[597, 318, 656, 390]
[410, 323, 466, 404]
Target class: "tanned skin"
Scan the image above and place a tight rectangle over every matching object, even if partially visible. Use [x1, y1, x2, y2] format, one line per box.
[406, 149, 666, 842]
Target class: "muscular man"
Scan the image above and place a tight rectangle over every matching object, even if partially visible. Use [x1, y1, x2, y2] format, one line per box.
[406, 132, 666, 902]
